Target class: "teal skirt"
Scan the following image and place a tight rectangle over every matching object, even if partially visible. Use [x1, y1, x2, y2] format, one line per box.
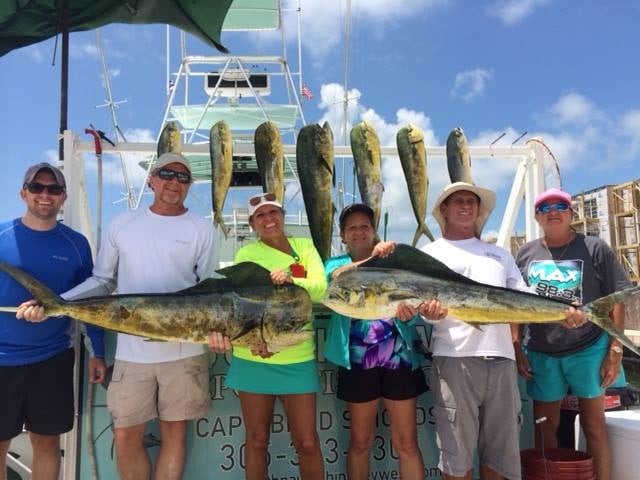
[225, 357, 320, 394]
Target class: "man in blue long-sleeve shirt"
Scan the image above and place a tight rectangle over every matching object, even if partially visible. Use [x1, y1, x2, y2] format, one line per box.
[0, 162, 105, 480]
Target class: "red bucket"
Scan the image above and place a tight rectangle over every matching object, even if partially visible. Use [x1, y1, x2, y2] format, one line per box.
[521, 448, 595, 480]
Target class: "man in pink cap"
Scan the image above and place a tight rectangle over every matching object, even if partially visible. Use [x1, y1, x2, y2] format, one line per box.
[514, 187, 631, 480]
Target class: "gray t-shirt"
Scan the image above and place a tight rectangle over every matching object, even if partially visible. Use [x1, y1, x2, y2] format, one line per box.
[515, 233, 631, 356]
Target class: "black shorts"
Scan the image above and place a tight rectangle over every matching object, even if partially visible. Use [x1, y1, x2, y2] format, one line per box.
[336, 364, 428, 403]
[0, 348, 75, 440]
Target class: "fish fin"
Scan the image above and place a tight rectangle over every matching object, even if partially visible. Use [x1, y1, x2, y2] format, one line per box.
[176, 263, 273, 294]
[360, 244, 476, 286]
[229, 295, 264, 341]
[216, 262, 274, 288]
[0, 262, 64, 311]
[583, 286, 640, 356]
[411, 223, 435, 247]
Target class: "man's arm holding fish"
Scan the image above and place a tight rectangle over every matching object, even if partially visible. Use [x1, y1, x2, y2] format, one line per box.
[14, 228, 124, 383]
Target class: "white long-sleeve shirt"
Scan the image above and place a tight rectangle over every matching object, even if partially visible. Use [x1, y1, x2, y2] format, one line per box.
[64, 208, 215, 363]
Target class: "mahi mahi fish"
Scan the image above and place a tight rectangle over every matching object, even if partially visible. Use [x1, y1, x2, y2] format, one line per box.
[210, 120, 233, 237]
[0, 262, 312, 353]
[296, 122, 334, 261]
[446, 127, 472, 184]
[254, 121, 285, 204]
[157, 121, 181, 156]
[350, 120, 383, 230]
[323, 244, 640, 356]
[396, 124, 435, 245]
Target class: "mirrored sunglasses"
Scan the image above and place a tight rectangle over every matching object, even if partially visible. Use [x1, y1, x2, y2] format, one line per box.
[25, 182, 65, 195]
[536, 201, 570, 214]
[249, 192, 277, 206]
[156, 168, 191, 184]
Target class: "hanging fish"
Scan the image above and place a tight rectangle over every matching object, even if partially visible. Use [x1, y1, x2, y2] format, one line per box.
[296, 122, 334, 261]
[446, 127, 473, 184]
[157, 121, 181, 156]
[210, 120, 233, 237]
[350, 120, 383, 230]
[396, 124, 435, 246]
[254, 121, 285, 204]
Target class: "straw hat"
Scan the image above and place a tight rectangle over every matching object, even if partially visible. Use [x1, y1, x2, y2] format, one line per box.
[432, 182, 496, 237]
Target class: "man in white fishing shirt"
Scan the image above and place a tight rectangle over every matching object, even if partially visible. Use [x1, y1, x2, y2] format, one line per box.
[18, 153, 215, 480]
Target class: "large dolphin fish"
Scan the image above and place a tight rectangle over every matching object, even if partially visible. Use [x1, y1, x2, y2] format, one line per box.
[254, 121, 285, 204]
[296, 122, 335, 261]
[446, 127, 473, 184]
[210, 120, 233, 237]
[350, 120, 383, 230]
[157, 121, 181, 156]
[396, 124, 435, 245]
[324, 244, 640, 356]
[0, 262, 313, 353]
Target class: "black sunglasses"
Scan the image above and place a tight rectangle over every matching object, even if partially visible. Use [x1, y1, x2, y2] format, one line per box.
[535, 201, 570, 214]
[24, 182, 65, 195]
[249, 192, 277, 206]
[156, 168, 191, 184]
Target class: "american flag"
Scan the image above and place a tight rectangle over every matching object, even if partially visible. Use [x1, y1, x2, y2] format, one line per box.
[301, 83, 314, 100]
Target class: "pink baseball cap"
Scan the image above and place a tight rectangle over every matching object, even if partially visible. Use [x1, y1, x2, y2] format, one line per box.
[534, 188, 572, 209]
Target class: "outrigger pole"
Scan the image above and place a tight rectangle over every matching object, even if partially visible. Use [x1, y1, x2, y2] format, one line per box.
[59, 0, 70, 162]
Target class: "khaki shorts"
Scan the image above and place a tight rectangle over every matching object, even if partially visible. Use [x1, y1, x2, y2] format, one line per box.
[107, 354, 210, 428]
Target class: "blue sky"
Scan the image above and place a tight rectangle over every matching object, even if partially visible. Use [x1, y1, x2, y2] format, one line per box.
[1, 0, 639, 246]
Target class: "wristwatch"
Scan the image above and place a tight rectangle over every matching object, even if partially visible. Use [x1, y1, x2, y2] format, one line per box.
[610, 344, 623, 354]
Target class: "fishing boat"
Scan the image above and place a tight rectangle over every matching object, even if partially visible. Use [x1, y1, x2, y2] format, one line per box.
[4, 2, 639, 479]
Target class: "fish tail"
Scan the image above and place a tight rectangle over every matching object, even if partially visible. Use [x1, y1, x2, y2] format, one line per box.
[214, 212, 231, 239]
[0, 262, 65, 313]
[411, 222, 435, 246]
[584, 285, 640, 356]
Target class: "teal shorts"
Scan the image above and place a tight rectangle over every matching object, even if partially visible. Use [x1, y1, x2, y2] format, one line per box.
[225, 356, 320, 394]
[526, 333, 626, 401]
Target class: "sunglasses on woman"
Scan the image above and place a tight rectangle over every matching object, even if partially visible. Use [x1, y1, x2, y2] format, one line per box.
[156, 168, 191, 184]
[249, 192, 277, 206]
[535, 201, 570, 214]
[24, 182, 65, 195]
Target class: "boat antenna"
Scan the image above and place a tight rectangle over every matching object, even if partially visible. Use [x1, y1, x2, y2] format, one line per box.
[94, 29, 135, 208]
[511, 131, 528, 145]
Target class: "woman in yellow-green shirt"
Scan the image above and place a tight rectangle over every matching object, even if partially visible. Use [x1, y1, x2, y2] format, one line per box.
[209, 192, 327, 480]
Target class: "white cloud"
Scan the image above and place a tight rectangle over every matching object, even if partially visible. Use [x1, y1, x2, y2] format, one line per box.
[621, 110, 640, 138]
[488, 0, 550, 26]
[620, 110, 640, 157]
[280, 0, 448, 65]
[25, 45, 45, 63]
[109, 67, 121, 78]
[451, 68, 494, 103]
[45, 149, 58, 163]
[549, 92, 599, 126]
[69, 42, 99, 59]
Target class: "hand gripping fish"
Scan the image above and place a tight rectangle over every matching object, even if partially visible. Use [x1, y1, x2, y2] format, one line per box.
[0, 262, 313, 353]
[323, 244, 640, 356]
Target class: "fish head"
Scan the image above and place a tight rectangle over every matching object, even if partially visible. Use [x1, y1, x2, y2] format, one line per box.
[323, 269, 398, 320]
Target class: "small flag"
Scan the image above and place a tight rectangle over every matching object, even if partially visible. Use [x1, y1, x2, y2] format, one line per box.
[301, 83, 313, 100]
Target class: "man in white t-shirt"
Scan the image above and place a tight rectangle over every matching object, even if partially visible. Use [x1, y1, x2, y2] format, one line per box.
[418, 182, 526, 480]
[19, 152, 215, 480]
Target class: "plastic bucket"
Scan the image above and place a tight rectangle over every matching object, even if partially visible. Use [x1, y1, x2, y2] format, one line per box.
[521, 448, 595, 480]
